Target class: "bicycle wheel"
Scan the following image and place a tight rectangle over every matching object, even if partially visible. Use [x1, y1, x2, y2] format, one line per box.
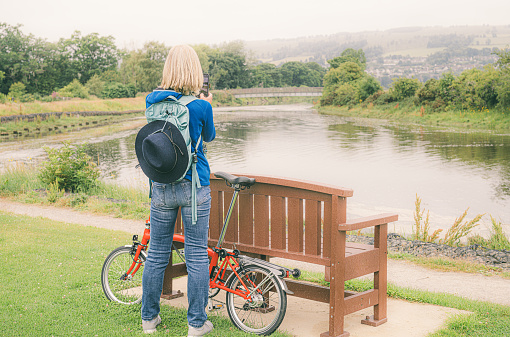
[101, 245, 147, 305]
[225, 265, 287, 335]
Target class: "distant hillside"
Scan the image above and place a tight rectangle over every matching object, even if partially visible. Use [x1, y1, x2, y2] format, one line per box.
[245, 25, 510, 65]
[244, 25, 510, 87]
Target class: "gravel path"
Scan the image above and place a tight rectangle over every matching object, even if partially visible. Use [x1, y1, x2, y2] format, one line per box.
[2, 198, 509, 307]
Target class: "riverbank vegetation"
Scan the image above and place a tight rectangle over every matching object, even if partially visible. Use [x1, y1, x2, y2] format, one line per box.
[319, 48, 510, 131]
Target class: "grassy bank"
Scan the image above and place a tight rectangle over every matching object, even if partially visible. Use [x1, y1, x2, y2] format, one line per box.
[0, 212, 290, 336]
[0, 162, 150, 220]
[0, 94, 315, 119]
[319, 103, 510, 131]
[0, 112, 143, 136]
[0, 97, 146, 118]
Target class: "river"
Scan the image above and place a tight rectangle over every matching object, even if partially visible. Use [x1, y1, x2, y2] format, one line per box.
[1, 104, 509, 237]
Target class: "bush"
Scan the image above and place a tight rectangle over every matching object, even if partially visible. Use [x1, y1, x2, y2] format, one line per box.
[21, 93, 36, 103]
[39, 142, 100, 192]
[85, 75, 106, 98]
[390, 77, 422, 101]
[58, 79, 90, 99]
[358, 76, 382, 102]
[333, 83, 357, 106]
[101, 82, 136, 99]
[212, 90, 235, 105]
[8, 82, 26, 101]
[370, 91, 395, 105]
[416, 78, 440, 104]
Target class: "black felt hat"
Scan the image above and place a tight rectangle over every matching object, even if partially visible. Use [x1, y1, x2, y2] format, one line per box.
[135, 120, 189, 183]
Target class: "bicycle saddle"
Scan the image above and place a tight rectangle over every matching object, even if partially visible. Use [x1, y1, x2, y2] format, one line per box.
[214, 172, 256, 187]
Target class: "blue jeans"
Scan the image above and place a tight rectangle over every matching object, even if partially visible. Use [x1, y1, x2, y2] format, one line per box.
[141, 179, 211, 328]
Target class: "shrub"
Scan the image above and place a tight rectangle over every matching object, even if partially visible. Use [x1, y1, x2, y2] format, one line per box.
[357, 76, 382, 102]
[416, 78, 440, 104]
[101, 82, 136, 99]
[333, 83, 358, 106]
[85, 74, 106, 98]
[390, 77, 422, 101]
[8, 82, 26, 101]
[468, 216, 510, 250]
[58, 79, 90, 99]
[39, 142, 100, 192]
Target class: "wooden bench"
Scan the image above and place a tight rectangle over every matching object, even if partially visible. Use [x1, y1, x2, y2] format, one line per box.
[162, 174, 398, 337]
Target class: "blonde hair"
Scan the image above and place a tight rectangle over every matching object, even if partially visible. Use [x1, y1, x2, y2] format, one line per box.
[160, 45, 203, 95]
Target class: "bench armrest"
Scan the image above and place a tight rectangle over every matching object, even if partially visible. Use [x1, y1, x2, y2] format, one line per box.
[338, 213, 398, 232]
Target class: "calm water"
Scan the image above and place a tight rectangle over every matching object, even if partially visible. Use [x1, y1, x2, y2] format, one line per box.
[2, 104, 509, 236]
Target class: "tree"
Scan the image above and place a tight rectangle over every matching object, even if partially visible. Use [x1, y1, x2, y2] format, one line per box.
[494, 48, 510, 69]
[0, 23, 54, 94]
[209, 50, 248, 89]
[280, 62, 311, 87]
[250, 63, 282, 87]
[357, 76, 382, 101]
[58, 31, 120, 84]
[119, 41, 167, 93]
[193, 44, 212, 73]
[327, 48, 366, 69]
[323, 61, 364, 88]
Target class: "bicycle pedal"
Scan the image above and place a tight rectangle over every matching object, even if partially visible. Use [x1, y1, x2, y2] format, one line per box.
[212, 304, 224, 310]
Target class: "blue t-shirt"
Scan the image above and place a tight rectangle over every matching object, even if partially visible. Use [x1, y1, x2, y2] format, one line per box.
[145, 90, 216, 186]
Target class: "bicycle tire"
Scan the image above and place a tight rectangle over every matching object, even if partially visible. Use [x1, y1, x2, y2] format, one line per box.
[101, 245, 147, 305]
[225, 265, 287, 335]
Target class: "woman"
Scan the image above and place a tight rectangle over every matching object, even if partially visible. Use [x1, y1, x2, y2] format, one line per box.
[140, 45, 215, 336]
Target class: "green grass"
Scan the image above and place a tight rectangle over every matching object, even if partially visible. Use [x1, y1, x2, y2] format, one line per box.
[0, 212, 290, 336]
[296, 269, 510, 337]
[0, 97, 145, 117]
[319, 103, 510, 131]
[388, 252, 510, 279]
[0, 164, 151, 220]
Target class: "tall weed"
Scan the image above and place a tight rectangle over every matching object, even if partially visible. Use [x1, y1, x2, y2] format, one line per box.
[440, 208, 484, 246]
[413, 194, 484, 246]
[413, 194, 442, 242]
[468, 216, 510, 250]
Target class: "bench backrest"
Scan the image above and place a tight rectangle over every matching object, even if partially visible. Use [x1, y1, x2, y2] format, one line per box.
[176, 174, 353, 266]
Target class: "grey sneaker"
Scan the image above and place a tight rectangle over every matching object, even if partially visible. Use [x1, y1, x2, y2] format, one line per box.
[188, 320, 213, 337]
[142, 315, 162, 334]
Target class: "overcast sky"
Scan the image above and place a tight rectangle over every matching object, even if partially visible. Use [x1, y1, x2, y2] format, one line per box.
[1, 0, 509, 49]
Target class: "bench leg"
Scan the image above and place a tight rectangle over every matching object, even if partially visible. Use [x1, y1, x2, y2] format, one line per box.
[362, 223, 388, 326]
[161, 251, 184, 300]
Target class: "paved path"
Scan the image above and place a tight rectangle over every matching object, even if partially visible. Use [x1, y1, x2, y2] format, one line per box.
[2, 198, 509, 336]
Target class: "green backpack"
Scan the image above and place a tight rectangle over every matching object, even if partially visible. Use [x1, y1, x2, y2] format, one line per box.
[145, 94, 202, 224]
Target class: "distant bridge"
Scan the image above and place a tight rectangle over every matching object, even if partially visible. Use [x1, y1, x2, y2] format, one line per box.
[228, 87, 323, 98]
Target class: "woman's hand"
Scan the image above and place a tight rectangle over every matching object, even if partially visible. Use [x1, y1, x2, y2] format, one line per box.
[199, 92, 213, 104]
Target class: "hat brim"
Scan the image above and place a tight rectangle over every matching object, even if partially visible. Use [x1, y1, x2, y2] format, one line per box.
[135, 120, 189, 183]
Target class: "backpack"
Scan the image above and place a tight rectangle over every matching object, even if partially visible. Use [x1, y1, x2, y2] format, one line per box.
[145, 92, 202, 224]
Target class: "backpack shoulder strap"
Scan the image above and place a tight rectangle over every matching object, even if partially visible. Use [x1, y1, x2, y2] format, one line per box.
[177, 95, 197, 106]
